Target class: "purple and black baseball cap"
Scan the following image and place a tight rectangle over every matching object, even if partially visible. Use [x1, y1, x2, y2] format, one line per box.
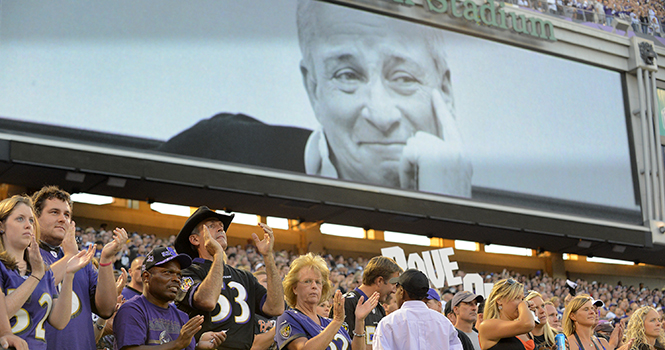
[142, 246, 192, 272]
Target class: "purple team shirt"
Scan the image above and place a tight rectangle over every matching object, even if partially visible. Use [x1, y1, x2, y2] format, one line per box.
[121, 286, 142, 302]
[40, 245, 99, 350]
[275, 309, 352, 350]
[0, 262, 58, 350]
[114, 295, 195, 350]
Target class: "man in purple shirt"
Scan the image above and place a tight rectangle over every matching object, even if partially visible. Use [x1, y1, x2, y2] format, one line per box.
[114, 247, 227, 350]
[32, 186, 124, 350]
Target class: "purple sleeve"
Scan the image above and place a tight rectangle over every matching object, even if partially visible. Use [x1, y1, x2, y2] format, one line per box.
[0, 263, 7, 291]
[114, 301, 148, 350]
[175, 270, 203, 309]
[274, 311, 308, 349]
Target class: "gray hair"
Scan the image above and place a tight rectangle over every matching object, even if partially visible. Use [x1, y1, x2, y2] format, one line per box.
[296, 0, 451, 83]
[295, 0, 454, 123]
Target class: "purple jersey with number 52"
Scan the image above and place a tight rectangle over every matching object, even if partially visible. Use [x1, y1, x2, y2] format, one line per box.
[0, 261, 58, 350]
[275, 309, 352, 350]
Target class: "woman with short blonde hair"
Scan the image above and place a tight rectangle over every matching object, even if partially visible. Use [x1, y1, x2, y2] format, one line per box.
[275, 253, 379, 350]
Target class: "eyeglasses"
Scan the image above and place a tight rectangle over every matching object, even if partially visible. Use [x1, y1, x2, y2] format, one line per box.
[204, 221, 225, 231]
[506, 279, 516, 285]
[298, 279, 323, 287]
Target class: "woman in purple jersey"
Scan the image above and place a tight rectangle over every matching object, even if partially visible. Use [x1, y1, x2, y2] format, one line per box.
[0, 196, 93, 350]
[275, 253, 379, 350]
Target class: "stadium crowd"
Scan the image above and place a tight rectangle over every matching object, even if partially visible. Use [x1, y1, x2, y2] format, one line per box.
[508, 0, 665, 36]
[0, 185, 662, 350]
[81, 225, 665, 325]
[82, 224, 665, 346]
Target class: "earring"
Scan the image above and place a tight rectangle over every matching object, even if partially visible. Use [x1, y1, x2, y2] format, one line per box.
[498, 305, 503, 310]
[0, 230, 4, 234]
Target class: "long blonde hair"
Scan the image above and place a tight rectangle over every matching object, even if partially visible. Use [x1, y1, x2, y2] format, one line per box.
[0, 196, 40, 270]
[484, 279, 525, 320]
[623, 306, 665, 349]
[526, 291, 555, 346]
[562, 294, 592, 336]
[283, 253, 332, 308]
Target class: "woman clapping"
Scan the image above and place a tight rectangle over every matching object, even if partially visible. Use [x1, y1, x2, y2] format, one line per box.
[275, 253, 379, 350]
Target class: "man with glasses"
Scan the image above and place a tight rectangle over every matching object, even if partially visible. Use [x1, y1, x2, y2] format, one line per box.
[332, 256, 402, 349]
[174, 206, 284, 350]
[452, 291, 484, 350]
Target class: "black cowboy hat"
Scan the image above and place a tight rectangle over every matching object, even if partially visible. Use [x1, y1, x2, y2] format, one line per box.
[174, 206, 234, 258]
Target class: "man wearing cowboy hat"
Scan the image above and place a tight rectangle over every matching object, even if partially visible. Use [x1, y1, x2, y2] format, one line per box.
[174, 206, 284, 350]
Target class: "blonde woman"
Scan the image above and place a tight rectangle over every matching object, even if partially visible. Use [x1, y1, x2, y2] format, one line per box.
[623, 306, 663, 350]
[275, 253, 379, 350]
[478, 279, 535, 350]
[518, 291, 555, 350]
[563, 295, 632, 350]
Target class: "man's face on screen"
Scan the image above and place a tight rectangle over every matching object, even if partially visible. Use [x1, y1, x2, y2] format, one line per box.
[302, 4, 449, 187]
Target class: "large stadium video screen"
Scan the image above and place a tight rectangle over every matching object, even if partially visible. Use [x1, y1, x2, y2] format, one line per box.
[0, 0, 640, 221]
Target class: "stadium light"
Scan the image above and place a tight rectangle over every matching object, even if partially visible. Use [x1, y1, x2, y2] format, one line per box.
[384, 231, 430, 246]
[320, 223, 365, 239]
[227, 212, 259, 226]
[484, 244, 532, 256]
[71, 193, 114, 205]
[454, 240, 479, 251]
[150, 202, 192, 217]
[266, 216, 289, 230]
[586, 256, 633, 265]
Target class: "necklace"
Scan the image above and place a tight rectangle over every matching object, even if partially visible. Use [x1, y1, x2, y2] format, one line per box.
[574, 332, 600, 350]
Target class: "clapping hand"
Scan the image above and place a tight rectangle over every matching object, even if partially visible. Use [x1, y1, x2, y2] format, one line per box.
[355, 291, 379, 321]
[65, 244, 95, 274]
[197, 330, 227, 349]
[252, 223, 275, 256]
[100, 228, 128, 264]
[331, 290, 345, 324]
[27, 235, 46, 279]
